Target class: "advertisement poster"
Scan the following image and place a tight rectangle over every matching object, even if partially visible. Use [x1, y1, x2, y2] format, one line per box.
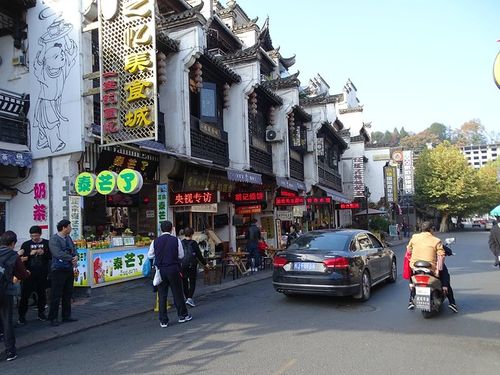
[92, 247, 149, 286]
[74, 248, 89, 287]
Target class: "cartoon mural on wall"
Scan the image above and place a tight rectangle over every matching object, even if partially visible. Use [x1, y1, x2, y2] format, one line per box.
[28, 1, 83, 159]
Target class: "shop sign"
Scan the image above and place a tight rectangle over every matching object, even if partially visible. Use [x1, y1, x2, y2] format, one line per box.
[353, 157, 365, 198]
[277, 188, 298, 197]
[317, 137, 325, 157]
[338, 202, 360, 210]
[276, 177, 306, 192]
[227, 169, 262, 184]
[117, 169, 143, 194]
[69, 196, 82, 239]
[190, 204, 218, 213]
[74, 248, 89, 287]
[402, 150, 414, 194]
[275, 196, 305, 206]
[99, 0, 158, 145]
[233, 191, 265, 203]
[384, 165, 398, 203]
[96, 171, 119, 195]
[293, 206, 305, 217]
[92, 247, 149, 286]
[199, 121, 221, 139]
[171, 191, 217, 205]
[276, 210, 293, 221]
[75, 172, 97, 196]
[95, 150, 158, 181]
[235, 205, 261, 215]
[305, 197, 332, 205]
[156, 184, 169, 233]
[33, 182, 48, 222]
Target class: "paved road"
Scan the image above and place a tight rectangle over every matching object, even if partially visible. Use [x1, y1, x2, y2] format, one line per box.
[2, 231, 499, 375]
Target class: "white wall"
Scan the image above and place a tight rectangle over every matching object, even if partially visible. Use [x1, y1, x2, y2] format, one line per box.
[364, 147, 391, 204]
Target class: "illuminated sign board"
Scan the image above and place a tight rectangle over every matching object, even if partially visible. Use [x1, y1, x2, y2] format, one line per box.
[275, 197, 305, 206]
[235, 205, 262, 215]
[305, 197, 332, 205]
[233, 191, 265, 202]
[170, 191, 217, 205]
[338, 202, 360, 210]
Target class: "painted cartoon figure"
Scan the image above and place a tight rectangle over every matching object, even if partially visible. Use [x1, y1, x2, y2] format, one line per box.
[93, 257, 105, 284]
[33, 17, 77, 153]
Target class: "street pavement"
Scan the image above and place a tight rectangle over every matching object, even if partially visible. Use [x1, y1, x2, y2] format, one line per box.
[2, 232, 500, 374]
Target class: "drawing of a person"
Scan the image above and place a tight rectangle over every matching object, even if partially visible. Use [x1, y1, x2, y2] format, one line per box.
[33, 17, 77, 152]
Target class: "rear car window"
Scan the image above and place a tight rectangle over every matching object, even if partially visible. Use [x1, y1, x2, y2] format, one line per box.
[287, 232, 351, 251]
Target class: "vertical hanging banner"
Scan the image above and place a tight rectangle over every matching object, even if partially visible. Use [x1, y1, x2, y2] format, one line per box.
[352, 157, 365, 198]
[68, 195, 83, 240]
[156, 184, 169, 236]
[28, 1, 84, 159]
[384, 165, 398, 203]
[402, 150, 414, 194]
[99, 0, 158, 145]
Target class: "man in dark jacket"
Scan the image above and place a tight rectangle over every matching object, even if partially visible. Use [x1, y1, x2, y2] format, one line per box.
[147, 220, 191, 328]
[245, 219, 261, 272]
[286, 224, 299, 247]
[0, 231, 30, 361]
[181, 227, 209, 307]
[488, 216, 500, 268]
[18, 225, 51, 323]
[47, 219, 78, 326]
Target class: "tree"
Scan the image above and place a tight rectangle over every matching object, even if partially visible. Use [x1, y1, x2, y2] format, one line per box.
[452, 119, 487, 146]
[399, 126, 409, 138]
[400, 130, 439, 151]
[473, 159, 500, 215]
[370, 131, 385, 145]
[427, 122, 448, 141]
[414, 142, 480, 232]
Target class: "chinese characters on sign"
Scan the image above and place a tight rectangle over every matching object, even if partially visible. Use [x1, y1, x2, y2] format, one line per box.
[74, 169, 143, 196]
[99, 0, 157, 144]
[69, 196, 82, 240]
[275, 197, 305, 206]
[235, 205, 262, 215]
[170, 191, 217, 206]
[91, 247, 149, 286]
[156, 184, 169, 236]
[338, 202, 361, 210]
[305, 197, 332, 205]
[384, 165, 398, 203]
[402, 150, 414, 195]
[353, 157, 365, 198]
[95, 171, 119, 195]
[75, 172, 97, 197]
[233, 192, 265, 202]
[33, 182, 47, 221]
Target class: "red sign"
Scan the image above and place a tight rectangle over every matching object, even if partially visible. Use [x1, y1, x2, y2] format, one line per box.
[235, 205, 262, 215]
[305, 197, 332, 205]
[338, 202, 360, 210]
[275, 197, 305, 206]
[233, 191, 265, 202]
[171, 191, 217, 205]
[278, 188, 298, 197]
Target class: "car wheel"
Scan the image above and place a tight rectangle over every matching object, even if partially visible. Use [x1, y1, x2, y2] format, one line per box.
[357, 270, 371, 302]
[387, 259, 397, 283]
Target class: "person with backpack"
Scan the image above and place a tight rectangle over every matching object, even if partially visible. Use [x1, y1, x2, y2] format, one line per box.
[181, 227, 209, 307]
[0, 231, 30, 362]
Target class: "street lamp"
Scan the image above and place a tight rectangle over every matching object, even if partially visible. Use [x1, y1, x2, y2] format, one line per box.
[364, 186, 371, 230]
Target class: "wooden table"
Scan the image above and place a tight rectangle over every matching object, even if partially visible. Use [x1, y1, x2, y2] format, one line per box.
[228, 252, 249, 275]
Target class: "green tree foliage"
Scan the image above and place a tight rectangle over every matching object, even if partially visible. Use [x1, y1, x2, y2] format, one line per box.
[414, 142, 479, 232]
[473, 159, 500, 214]
[399, 127, 409, 138]
[400, 130, 439, 151]
[428, 122, 448, 141]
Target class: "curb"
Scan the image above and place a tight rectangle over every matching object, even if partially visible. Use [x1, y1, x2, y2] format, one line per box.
[16, 271, 272, 350]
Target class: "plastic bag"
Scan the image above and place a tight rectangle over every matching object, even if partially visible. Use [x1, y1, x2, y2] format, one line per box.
[402, 250, 412, 280]
[142, 258, 152, 277]
[153, 266, 162, 286]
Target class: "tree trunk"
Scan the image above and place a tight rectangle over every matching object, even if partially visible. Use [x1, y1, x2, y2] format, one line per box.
[439, 213, 449, 232]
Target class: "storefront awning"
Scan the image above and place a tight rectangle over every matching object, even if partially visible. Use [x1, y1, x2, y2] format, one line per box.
[227, 169, 262, 185]
[317, 184, 350, 203]
[276, 176, 306, 192]
[0, 142, 32, 167]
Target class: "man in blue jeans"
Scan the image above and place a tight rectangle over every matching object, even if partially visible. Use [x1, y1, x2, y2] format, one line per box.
[245, 219, 261, 272]
[148, 221, 191, 328]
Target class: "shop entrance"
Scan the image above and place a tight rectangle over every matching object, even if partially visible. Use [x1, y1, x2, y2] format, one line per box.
[174, 211, 214, 234]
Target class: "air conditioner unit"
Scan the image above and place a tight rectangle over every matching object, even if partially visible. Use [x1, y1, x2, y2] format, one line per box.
[266, 127, 284, 142]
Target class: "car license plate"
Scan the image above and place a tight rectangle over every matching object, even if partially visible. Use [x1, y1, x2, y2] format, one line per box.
[293, 262, 318, 271]
[415, 287, 431, 310]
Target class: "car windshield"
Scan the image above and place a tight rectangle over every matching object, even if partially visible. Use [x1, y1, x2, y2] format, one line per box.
[287, 232, 351, 251]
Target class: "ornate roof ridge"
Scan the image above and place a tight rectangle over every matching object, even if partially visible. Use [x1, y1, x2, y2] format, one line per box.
[160, 1, 205, 25]
[262, 71, 301, 90]
[233, 17, 259, 32]
[219, 41, 261, 62]
[157, 32, 180, 53]
[300, 93, 343, 106]
[339, 105, 364, 114]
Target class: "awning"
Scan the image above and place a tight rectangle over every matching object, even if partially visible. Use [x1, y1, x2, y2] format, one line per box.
[227, 169, 262, 185]
[0, 143, 32, 167]
[317, 184, 350, 203]
[276, 176, 306, 192]
[353, 208, 387, 216]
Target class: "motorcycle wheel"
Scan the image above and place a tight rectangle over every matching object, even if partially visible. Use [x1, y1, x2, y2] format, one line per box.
[422, 310, 433, 319]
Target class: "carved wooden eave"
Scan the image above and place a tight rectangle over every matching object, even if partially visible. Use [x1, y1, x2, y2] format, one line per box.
[262, 71, 301, 91]
[268, 47, 296, 69]
[217, 1, 252, 23]
[157, 0, 191, 14]
[158, 2, 207, 29]
[292, 105, 312, 123]
[300, 93, 343, 107]
[232, 18, 259, 33]
[319, 122, 348, 150]
[254, 84, 283, 107]
[199, 52, 241, 84]
[207, 15, 244, 50]
[220, 42, 276, 74]
[338, 105, 364, 114]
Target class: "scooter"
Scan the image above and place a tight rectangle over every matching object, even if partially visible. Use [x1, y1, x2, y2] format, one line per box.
[410, 238, 455, 319]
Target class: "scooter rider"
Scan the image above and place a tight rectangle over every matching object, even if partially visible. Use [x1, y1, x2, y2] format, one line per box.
[406, 221, 445, 310]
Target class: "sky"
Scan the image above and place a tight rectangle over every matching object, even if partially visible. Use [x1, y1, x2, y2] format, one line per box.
[236, 0, 500, 137]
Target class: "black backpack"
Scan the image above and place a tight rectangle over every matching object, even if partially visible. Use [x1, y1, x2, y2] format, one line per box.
[0, 253, 15, 305]
[181, 239, 198, 269]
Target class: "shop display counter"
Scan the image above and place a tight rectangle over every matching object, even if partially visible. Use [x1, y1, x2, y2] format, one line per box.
[75, 245, 150, 288]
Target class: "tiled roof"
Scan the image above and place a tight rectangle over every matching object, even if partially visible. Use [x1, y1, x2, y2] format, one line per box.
[255, 84, 283, 106]
[262, 71, 301, 90]
[220, 43, 276, 70]
[200, 52, 241, 84]
[233, 17, 259, 32]
[157, 32, 180, 53]
[159, 2, 205, 27]
[292, 104, 312, 122]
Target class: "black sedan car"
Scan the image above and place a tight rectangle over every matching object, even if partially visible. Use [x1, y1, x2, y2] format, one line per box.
[272, 229, 397, 301]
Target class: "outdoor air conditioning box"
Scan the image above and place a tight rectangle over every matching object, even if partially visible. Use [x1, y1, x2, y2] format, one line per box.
[265, 127, 284, 142]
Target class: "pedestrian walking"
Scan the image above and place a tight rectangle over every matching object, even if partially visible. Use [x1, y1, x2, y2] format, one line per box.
[148, 220, 192, 328]
[181, 227, 209, 307]
[488, 216, 500, 268]
[245, 219, 261, 271]
[47, 219, 78, 326]
[0, 231, 30, 361]
[17, 226, 51, 324]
